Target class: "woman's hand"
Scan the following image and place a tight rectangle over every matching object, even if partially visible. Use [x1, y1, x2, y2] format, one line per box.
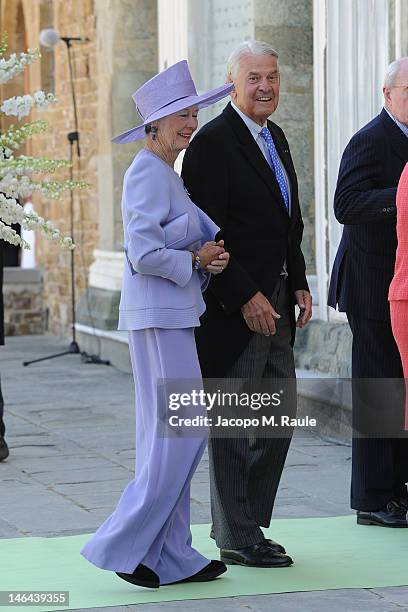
[205, 239, 229, 274]
[196, 241, 225, 268]
[206, 250, 230, 274]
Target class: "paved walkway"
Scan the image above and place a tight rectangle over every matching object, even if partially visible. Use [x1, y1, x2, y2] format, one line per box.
[0, 335, 407, 611]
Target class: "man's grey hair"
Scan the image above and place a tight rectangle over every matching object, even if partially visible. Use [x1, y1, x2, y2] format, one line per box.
[384, 57, 408, 87]
[227, 40, 279, 79]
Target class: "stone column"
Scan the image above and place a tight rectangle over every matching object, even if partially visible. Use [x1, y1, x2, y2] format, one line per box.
[188, 0, 254, 126]
[394, 0, 408, 58]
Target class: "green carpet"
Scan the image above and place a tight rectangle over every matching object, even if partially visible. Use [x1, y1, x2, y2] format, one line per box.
[0, 516, 407, 611]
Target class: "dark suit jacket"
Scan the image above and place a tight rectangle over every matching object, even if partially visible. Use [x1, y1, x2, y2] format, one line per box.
[328, 108, 408, 321]
[181, 103, 308, 377]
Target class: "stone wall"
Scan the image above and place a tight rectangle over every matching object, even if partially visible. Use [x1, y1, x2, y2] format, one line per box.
[4, 0, 159, 339]
[3, 268, 45, 336]
[295, 320, 352, 377]
[254, 0, 315, 275]
[2, 0, 101, 338]
[27, 0, 99, 338]
[10, 0, 98, 336]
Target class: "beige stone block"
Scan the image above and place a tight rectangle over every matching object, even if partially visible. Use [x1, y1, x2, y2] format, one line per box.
[254, 0, 312, 28]
[274, 91, 313, 125]
[280, 65, 313, 94]
[255, 25, 313, 65]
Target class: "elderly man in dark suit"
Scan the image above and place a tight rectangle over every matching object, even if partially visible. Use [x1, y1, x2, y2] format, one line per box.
[328, 57, 408, 527]
[182, 40, 311, 568]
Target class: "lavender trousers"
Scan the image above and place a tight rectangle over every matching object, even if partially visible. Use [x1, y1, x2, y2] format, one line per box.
[80, 328, 209, 584]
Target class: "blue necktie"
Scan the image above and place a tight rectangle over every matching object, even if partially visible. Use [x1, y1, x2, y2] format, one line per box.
[260, 127, 289, 212]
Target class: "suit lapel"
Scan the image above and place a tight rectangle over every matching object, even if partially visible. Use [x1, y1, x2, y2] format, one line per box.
[223, 104, 290, 216]
[380, 108, 408, 163]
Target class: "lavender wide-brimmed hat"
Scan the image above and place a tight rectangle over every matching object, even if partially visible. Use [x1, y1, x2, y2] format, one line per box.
[112, 60, 234, 144]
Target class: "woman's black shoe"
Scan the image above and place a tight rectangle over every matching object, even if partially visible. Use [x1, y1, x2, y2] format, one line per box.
[167, 560, 227, 584]
[116, 564, 159, 588]
[0, 436, 9, 461]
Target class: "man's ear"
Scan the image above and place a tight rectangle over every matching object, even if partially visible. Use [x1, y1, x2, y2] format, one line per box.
[383, 86, 391, 106]
[228, 80, 237, 103]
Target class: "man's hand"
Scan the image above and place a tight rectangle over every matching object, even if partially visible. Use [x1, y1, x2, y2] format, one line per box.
[294, 289, 312, 328]
[241, 291, 281, 336]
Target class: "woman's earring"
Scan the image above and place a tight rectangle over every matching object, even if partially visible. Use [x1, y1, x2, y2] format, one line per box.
[151, 126, 158, 140]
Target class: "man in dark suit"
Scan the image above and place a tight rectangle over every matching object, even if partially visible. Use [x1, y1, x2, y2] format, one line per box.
[182, 40, 311, 567]
[328, 57, 408, 526]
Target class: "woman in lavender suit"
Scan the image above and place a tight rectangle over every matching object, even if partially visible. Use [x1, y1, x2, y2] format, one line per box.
[80, 61, 232, 588]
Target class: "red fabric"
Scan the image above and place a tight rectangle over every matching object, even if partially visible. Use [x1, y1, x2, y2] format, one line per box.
[389, 163, 408, 429]
[389, 162, 408, 300]
[390, 300, 408, 430]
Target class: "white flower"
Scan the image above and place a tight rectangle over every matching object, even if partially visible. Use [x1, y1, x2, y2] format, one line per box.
[0, 90, 56, 119]
[0, 49, 40, 85]
[0, 43, 75, 250]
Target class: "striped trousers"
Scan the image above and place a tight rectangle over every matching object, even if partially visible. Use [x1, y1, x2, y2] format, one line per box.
[209, 277, 296, 549]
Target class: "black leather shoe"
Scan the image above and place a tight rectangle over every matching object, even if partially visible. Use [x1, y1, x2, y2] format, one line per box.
[167, 560, 227, 584]
[220, 543, 293, 568]
[116, 564, 159, 588]
[0, 436, 9, 461]
[396, 498, 408, 512]
[210, 528, 286, 555]
[262, 538, 286, 554]
[357, 500, 408, 528]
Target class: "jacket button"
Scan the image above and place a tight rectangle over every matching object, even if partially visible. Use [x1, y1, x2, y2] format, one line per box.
[382, 208, 387, 212]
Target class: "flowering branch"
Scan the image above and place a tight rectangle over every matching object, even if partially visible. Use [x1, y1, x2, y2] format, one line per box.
[0, 34, 8, 57]
[35, 179, 90, 200]
[0, 173, 90, 200]
[0, 221, 29, 249]
[0, 194, 74, 250]
[1, 91, 58, 120]
[0, 33, 84, 250]
[0, 120, 49, 152]
[0, 48, 41, 85]
[0, 157, 72, 175]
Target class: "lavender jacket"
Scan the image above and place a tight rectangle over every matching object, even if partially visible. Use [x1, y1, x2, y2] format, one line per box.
[118, 149, 219, 330]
